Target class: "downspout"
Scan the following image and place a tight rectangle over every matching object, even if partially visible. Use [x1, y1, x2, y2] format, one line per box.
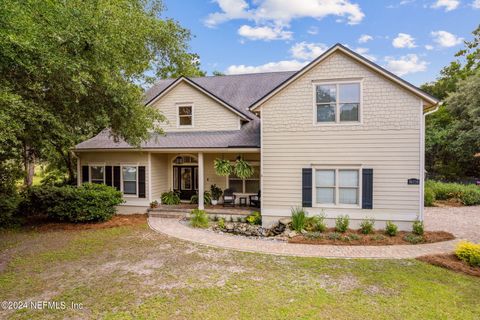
[420, 101, 442, 221]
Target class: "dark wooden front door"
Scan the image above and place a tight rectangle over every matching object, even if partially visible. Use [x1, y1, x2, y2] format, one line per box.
[173, 166, 198, 200]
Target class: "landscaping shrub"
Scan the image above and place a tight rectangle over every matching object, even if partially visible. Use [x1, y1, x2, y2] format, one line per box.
[190, 191, 212, 205]
[424, 187, 436, 207]
[385, 221, 398, 236]
[412, 220, 424, 235]
[327, 232, 341, 240]
[455, 241, 480, 267]
[291, 207, 306, 232]
[0, 163, 22, 228]
[304, 214, 327, 233]
[161, 190, 180, 205]
[425, 180, 480, 206]
[21, 183, 123, 222]
[190, 209, 209, 228]
[404, 233, 424, 244]
[218, 217, 225, 229]
[360, 218, 375, 234]
[335, 215, 349, 233]
[246, 211, 261, 225]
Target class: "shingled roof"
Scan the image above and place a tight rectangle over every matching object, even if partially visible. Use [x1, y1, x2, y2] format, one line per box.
[75, 71, 293, 150]
[144, 71, 296, 118]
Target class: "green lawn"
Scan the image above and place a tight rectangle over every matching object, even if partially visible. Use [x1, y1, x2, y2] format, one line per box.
[0, 221, 479, 320]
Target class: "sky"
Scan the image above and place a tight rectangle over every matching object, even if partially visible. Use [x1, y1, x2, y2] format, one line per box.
[161, 0, 479, 85]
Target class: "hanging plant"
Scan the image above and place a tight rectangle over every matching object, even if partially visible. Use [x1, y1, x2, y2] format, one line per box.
[214, 158, 233, 176]
[234, 158, 254, 179]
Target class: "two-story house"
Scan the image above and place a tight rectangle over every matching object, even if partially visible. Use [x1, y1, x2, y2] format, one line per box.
[74, 44, 439, 230]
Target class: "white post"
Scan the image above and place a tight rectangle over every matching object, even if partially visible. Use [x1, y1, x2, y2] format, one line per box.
[198, 152, 205, 210]
[148, 152, 152, 202]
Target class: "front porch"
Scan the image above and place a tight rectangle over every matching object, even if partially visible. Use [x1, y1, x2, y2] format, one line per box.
[148, 204, 259, 220]
[150, 151, 260, 211]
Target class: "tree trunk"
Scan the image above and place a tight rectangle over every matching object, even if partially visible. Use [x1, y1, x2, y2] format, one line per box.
[23, 143, 35, 187]
[66, 150, 76, 185]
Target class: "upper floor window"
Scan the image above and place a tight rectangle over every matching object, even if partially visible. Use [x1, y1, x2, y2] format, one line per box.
[316, 82, 360, 123]
[178, 105, 193, 127]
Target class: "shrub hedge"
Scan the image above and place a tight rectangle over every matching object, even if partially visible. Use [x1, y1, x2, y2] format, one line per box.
[21, 183, 123, 222]
[425, 180, 480, 206]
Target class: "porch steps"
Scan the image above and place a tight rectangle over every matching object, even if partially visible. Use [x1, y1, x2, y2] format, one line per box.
[148, 206, 256, 218]
[148, 211, 186, 219]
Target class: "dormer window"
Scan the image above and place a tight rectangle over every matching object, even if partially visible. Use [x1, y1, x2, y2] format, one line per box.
[178, 105, 193, 127]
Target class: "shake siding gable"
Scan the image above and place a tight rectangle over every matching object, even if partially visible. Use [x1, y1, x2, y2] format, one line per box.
[260, 51, 422, 223]
[150, 81, 242, 132]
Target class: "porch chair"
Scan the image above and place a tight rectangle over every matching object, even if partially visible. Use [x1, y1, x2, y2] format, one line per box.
[249, 190, 261, 208]
[222, 188, 236, 207]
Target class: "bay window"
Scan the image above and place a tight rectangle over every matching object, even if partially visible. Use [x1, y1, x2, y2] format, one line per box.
[90, 166, 105, 184]
[122, 166, 138, 195]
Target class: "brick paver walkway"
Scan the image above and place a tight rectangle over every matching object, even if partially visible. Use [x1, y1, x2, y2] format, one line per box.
[148, 206, 480, 259]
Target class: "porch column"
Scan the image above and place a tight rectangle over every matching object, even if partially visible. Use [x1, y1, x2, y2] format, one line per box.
[198, 152, 204, 210]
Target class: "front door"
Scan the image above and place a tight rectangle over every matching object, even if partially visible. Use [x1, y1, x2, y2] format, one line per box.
[173, 166, 198, 200]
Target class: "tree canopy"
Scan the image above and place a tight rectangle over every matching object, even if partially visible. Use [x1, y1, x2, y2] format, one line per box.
[0, 0, 204, 184]
[421, 25, 480, 180]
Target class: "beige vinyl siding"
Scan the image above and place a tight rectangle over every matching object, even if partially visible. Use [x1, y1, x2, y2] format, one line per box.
[151, 82, 241, 132]
[260, 51, 421, 221]
[78, 152, 149, 202]
[151, 153, 168, 200]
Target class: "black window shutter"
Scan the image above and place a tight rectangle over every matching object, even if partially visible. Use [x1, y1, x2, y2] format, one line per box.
[82, 166, 89, 184]
[362, 169, 373, 209]
[138, 166, 146, 198]
[302, 168, 312, 207]
[105, 166, 112, 186]
[113, 166, 121, 191]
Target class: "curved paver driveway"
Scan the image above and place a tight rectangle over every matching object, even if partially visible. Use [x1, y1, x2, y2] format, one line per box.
[148, 206, 480, 259]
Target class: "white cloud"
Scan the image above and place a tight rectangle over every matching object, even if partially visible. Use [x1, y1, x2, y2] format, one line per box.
[226, 60, 307, 74]
[472, 0, 480, 8]
[425, 44, 434, 50]
[358, 34, 373, 43]
[238, 25, 292, 40]
[354, 47, 377, 61]
[384, 54, 427, 76]
[392, 33, 417, 48]
[431, 30, 464, 47]
[205, 0, 365, 28]
[431, 0, 460, 11]
[307, 26, 319, 35]
[290, 42, 328, 60]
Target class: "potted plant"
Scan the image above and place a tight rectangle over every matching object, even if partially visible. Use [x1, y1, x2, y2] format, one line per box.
[210, 184, 223, 205]
[149, 200, 159, 209]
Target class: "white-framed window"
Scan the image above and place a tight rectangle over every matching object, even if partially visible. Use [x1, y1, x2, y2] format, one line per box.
[177, 105, 193, 127]
[122, 166, 138, 195]
[90, 165, 105, 184]
[315, 82, 361, 123]
[228, 165, 260, 193]
[315, 168, 360, 206]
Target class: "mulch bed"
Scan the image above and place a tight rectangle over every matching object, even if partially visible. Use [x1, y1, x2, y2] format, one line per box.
[433, 199, 464, 207]
[288, 229, 455, 246]
[21, 214, 147, 232]
[417, 254, 480, 277]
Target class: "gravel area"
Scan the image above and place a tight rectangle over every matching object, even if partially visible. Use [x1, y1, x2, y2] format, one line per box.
[148, 206, 480, 259]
